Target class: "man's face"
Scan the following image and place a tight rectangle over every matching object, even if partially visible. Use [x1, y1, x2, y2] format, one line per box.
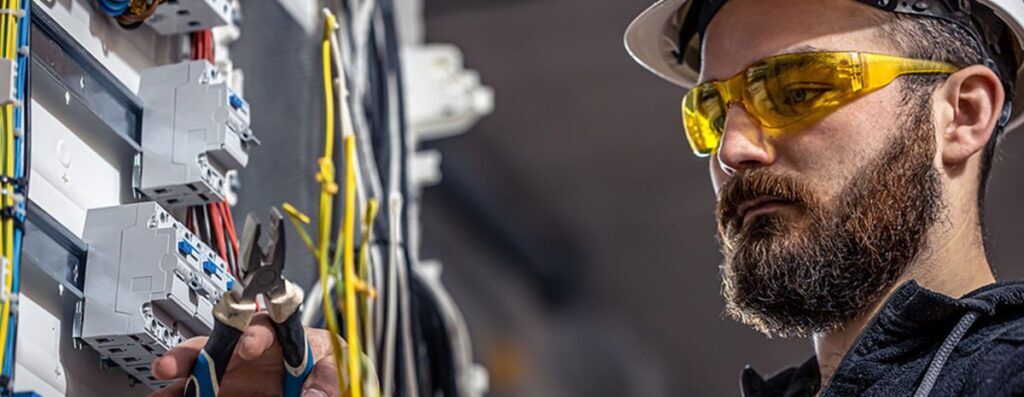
[704, 0, 944, 337]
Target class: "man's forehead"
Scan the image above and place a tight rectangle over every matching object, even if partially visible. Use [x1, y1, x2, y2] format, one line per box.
[699, 0, 896, 82]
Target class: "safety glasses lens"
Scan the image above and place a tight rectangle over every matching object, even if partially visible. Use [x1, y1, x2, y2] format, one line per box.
[745, 55, 848, 128]
[682, 84, 725, 157]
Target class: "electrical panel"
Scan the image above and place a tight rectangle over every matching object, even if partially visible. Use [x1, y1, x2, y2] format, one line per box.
[136, 60, 256, 208]
[145, 0, 232, 35]
[77, 202, 235, 389]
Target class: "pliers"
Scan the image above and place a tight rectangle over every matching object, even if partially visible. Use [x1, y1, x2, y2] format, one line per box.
[184, 207, 315, 397]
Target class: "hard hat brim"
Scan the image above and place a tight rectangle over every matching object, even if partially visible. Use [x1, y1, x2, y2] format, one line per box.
[624, 0, 697, 88]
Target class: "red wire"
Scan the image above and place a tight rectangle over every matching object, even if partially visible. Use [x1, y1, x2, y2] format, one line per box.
[216, 202, 238, 276]
[209, 203, 228, 264]
[220, 202, 240, 262]
[205, 30, 214, 63]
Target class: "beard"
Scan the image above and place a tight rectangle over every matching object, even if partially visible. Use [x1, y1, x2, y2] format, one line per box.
[716, 111, 943, 338]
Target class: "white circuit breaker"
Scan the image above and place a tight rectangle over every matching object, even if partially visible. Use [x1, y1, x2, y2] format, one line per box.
[136, 60, 257, 208]
[77, 202, 235, 389]
[145, 0, 232, 35]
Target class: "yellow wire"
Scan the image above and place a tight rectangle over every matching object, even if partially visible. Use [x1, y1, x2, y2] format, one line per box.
[342, 135, 362, 397]
[316, 10, 346, 394]
[0, 0, 18, 374]
[357, 199, 379, 389]
[282, 202, 318, 261]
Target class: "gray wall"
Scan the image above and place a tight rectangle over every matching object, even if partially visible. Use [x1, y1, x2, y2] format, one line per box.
[417, 1, 1024, 396]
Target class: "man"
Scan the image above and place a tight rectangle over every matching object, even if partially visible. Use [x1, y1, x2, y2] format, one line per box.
[625, 0, 1024, 395]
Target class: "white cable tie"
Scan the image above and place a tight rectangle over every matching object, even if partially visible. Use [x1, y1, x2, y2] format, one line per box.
[17, 46, 28, 56]
[0, 257, 8, 301]
[13, 126, 22, 138]
[0, 9, 25, 18]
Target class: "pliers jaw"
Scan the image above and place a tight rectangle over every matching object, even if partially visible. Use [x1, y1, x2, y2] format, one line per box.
[237, 207, 288, 302]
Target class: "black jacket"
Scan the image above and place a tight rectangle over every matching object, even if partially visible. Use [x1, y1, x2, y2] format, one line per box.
[741, 280, 1024, 396]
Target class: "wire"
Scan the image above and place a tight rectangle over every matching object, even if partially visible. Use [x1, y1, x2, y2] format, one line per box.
[209, 203, 228, 262]
[316, 9, 347, 395]
[220, 202, 240, 276]
[342, 134, 363, 397]
[282, 202, 318, 261]
[0, 0, 26, 386]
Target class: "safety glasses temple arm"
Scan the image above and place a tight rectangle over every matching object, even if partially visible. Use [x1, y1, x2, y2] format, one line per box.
[860, 53, 960, 88]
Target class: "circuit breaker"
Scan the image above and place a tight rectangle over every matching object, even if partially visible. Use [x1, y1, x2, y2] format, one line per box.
[145, 0, 232, 35]
[136, 60, 256, 208]
[77, 202, 235, 389]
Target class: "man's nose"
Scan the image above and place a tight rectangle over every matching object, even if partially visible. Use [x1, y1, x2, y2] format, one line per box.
[716, 105, 776, 175]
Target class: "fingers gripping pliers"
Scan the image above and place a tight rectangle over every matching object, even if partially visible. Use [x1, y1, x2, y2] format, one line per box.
[184, 208, 314, 397]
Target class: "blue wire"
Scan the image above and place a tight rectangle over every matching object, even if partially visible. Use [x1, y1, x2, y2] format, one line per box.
[97, 0, 130, 17]
[2, 230, 20, 377]
[3, 0, 29, 380]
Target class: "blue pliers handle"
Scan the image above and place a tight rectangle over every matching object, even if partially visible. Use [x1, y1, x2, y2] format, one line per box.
[276, 310, 315, 396]
[183, 318, 240, 397]
[181, 308, 314, 397]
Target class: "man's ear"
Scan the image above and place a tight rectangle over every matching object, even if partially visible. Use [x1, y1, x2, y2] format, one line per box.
[935, 65, 1005, 167]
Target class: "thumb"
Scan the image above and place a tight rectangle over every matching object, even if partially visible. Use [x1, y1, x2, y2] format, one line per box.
[302, 355, 344, 397]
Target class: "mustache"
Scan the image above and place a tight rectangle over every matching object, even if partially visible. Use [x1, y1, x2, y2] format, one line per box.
[716, 170, 815, 232]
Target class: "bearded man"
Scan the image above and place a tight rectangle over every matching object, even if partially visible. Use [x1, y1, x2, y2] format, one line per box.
[626, 0, 1024, 395]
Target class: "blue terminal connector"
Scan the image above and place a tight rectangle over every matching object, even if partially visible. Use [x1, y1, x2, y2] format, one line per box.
[177, 240, 195, 257]
[202, 260, 218, 276]
[229, 93, 245, 110]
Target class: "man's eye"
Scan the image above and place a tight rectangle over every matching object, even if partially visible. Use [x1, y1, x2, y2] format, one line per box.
[782, 84, 831, 106]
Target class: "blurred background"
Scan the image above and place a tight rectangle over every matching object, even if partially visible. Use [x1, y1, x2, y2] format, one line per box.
[232, 1, 1024, 396]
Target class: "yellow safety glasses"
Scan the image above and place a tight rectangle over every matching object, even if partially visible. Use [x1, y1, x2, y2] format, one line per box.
[682, 51, 960, 157]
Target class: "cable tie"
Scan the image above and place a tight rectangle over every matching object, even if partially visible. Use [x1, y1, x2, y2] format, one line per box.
[0, 176, 25, 187]
[0, 9, 25, 18]
[16, 46, 27, 57]
[0, 257, 8, 302]
[12, 126, 21, 138]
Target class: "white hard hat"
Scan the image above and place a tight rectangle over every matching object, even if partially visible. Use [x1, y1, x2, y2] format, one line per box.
[624, 0, 1024, 131]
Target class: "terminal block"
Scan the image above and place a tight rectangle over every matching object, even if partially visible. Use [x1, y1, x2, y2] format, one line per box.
[77, 202, 235, 389]
[136, 60, 256, 208]
[145, 0, 232, 35]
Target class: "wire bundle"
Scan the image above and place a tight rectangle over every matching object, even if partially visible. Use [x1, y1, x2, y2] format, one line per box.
[190, 29, 214, 64]
[287, 10, 372, 395]
[186, 203, 240, 278]
[0, 0, 29, 392]
[96, 0, 163, 29]
[282, 1, 426, 395]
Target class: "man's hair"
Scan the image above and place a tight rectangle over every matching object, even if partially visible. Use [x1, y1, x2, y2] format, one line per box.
[876, 14, 1001, 228]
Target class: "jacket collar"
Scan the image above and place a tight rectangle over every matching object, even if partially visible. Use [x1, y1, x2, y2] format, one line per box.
[740, 279, 1024, 397]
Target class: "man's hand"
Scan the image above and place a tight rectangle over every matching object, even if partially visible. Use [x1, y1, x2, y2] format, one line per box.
[148, 313, 345, 397]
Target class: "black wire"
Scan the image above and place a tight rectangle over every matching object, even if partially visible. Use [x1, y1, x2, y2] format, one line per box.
[197, 205, 212, 246]
[224, 219, 237, 276]
[21, 28, 29, 198]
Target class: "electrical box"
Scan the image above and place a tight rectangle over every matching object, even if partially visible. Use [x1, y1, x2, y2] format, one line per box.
[145, 0, 232, 35]
[77, 202, 235, 389]
[136, 60, 256, 208]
